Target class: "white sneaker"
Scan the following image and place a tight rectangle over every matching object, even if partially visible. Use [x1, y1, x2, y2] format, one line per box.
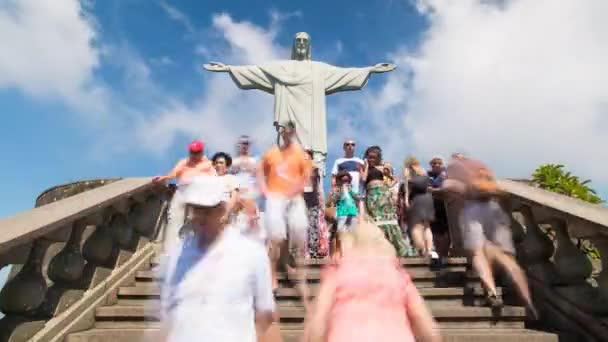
[429, 251, 439, 259]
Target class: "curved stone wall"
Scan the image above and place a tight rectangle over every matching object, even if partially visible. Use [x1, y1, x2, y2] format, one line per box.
[35, 179, 122, 208]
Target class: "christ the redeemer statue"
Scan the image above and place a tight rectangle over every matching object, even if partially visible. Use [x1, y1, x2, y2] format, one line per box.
[203, 32, 396, 171]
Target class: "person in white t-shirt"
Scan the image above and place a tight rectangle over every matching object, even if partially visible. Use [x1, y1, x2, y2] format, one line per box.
[160, 176, 277, 342]
[331, 139, 365, 195]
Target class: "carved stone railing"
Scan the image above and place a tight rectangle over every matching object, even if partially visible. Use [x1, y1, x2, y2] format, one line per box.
[443, 179, 608, 341]
[0, 178, 170, 342]
[35, 179, 121, 207]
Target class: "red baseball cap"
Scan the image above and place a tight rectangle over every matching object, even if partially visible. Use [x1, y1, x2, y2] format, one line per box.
[188, 140, 204, 153]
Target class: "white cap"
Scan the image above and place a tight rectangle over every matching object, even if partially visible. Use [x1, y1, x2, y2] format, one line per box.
[182, 176, 226, 207]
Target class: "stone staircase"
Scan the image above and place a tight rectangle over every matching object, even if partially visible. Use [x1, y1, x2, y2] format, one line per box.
[66, 252, 558, 342]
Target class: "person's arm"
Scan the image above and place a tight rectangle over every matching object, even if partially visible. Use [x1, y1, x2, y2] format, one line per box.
[253, 248, 277, 333]
[221, 187, 240, 224]
[330, 160, 339, 188]
[403, 272, 441, 342]
[256, 157, 269, 197]
[303, 269, 337, 342]
[287, 154, 312, 198]
[403, 168, 411, 207]
[360, 159, 369, 182]
[153, 160, 185, 183]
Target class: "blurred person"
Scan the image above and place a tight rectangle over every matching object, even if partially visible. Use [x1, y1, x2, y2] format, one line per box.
[159, 176, 277, 342]
[444, 155, 537, 317]
[361, 146, 414, 257]
[153, 140, 216, 256]
[329, 170, 359, 258]
[383, 161, 400, 204]
[232, 135, 259, 200]
[303, 217, 441, 342]
[427, 157, 450, 258]
[231, 135, 266, 241]
[303, 149, 330, 258]
[330, 139, 365, 194]
[212, 152, 239, 224]
[404, 156, 438, 261]
[257, 121, 312, 309]
[427, 157, 447, 189]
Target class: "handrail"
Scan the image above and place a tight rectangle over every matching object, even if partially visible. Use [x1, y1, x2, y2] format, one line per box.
[0, 177, 155, 254]
[0, 177, 169, 342]
[498, 179, 608, 229]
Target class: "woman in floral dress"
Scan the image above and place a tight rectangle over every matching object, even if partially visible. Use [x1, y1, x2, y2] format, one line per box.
[360, 146, 416, 257]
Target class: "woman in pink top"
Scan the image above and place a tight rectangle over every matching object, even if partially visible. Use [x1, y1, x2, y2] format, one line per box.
[304, 218, 440, 342]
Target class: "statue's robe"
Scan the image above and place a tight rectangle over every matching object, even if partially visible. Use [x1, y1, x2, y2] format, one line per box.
[228, 60, 373, 155]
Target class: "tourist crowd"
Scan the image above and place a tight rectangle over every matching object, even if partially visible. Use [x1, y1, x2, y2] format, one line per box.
[152, 121, 536, 342]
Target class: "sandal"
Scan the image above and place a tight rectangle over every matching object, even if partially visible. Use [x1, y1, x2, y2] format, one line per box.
[486, 293, 503, 308]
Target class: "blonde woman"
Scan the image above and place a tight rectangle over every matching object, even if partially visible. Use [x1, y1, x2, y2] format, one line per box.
[403, 156, 438, 260]
[382, 161, 400, 205]
[303, 217, 441, 342]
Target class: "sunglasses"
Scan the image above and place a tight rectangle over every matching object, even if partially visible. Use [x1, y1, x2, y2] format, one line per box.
[344, 142, 355, 146]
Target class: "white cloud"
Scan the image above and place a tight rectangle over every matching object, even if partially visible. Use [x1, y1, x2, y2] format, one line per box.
[359, 0, 608, 190]
[151, 56, 175, 66]
[159, 0, 194, 33]
[0, 0, 108, 115]
[136, 13, 289, 155]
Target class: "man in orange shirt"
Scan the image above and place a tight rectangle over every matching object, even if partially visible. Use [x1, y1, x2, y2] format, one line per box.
[153, 140, 216, 255]
[257, 121, 312, 309]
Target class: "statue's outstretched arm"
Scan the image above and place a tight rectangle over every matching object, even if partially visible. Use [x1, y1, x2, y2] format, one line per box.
[203, 62, 230, 72]
[370, 63, 397, 73]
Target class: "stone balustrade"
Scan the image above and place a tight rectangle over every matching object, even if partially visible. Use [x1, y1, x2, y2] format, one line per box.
[442, 179, 608, 341]
[0, 178, 170, 342]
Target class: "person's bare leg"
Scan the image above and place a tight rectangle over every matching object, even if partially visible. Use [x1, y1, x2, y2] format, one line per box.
[257, 322, 283, 342]
[470, 247, 500, 304]
[484, 243, 534, 309]
[423, 224, 435, 254]
[268, 240, 281, 292]
[410, 223, 427, 256]
[293, 240, 311, 312]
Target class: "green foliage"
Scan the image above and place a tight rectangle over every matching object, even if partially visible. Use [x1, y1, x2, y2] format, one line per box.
[531, 164, 604, 204]
[532, 164, 603, 261]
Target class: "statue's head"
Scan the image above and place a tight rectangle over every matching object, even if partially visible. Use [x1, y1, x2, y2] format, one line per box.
[291, 32, 311, 61]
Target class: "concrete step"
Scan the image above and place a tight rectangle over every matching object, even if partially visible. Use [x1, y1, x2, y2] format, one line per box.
[115, 286, 501, 307]
[133, 267, 476, 288]
[67, 327, 557, 342]
[150, 256, 469, 268]
[95, 303, 526, 326]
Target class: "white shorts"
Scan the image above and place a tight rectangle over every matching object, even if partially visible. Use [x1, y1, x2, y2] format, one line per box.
[264, 194, 308, 244]
[337, 216, 358, 233]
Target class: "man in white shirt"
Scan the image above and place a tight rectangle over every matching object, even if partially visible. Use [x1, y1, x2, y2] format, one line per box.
[331, 139, 365, 194]
[160, 176, 276, 342]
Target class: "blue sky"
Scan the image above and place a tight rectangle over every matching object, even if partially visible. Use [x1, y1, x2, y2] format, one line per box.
[1, 0, 607, 218]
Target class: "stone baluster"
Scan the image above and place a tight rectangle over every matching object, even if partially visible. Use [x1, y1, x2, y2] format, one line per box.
[545, 218, 608, 315]
[588, 236, 608, 315]
[0, 238, 52, 341]
[132, 195, 162, 241]
[515, 205, 556, 283]
[550, 218, 592, 285]
[36, 221, 88, 318]
[81, 211, 118, 288]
